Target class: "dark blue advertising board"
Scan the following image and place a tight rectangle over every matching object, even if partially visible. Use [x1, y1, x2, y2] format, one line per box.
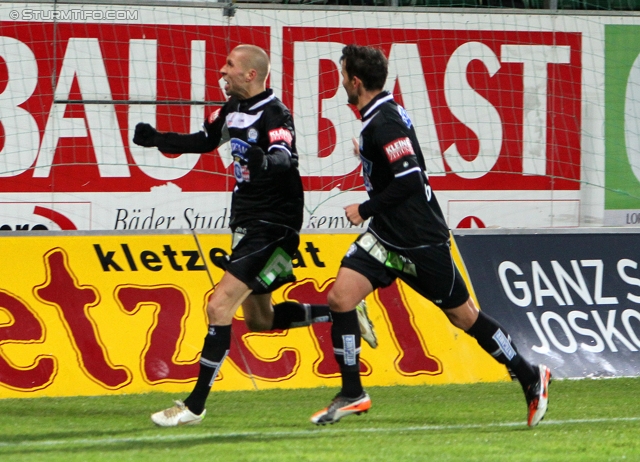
[453, 229, 640, 379]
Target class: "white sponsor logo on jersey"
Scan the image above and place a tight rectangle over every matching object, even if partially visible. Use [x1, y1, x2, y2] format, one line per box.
[230, 138, 252, 183]
[226, 111, 263, 129]
[230, 138, 251, 162]
[383, 137, 414, 163]
[268, 128, 293, 145]
[360, 155, 373, 192]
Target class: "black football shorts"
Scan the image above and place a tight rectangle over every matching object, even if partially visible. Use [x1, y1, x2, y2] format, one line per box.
[213, 221, 299, 295]
[340, 232, 469, 309]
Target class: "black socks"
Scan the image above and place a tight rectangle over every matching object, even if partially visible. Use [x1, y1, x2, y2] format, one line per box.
[271, 301, 332, 329]
[330, 310, 363, 398]
[184, 324, 231, 416]
[466, 310, 538, 387]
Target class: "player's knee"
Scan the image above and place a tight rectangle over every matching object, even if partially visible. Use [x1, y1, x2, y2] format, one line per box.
[444, 300, 478, 331]
[327, 288, 349, 313]
[326, 288, 339, 310]
[206, 301, 228, 325]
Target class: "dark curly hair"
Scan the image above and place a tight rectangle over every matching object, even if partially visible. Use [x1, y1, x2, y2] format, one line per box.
[340, 44, 388, 92]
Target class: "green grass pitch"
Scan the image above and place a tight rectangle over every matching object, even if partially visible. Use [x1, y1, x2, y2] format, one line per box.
[1, 378, 639, 461]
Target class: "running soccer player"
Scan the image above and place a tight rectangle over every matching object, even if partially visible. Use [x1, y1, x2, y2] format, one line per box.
[133, 44, 376, 427]
[309, 44, 551, 427]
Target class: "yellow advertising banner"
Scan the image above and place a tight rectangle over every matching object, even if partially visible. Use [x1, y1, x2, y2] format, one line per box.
[0, 231, 508, 399]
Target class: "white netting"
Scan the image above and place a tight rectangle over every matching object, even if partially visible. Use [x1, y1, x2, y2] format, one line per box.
[0, 3, 638, 230]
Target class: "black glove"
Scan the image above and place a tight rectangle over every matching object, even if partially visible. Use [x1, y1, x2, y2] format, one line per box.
[133, 123, 158, 147]
[246, 146, 268, 180]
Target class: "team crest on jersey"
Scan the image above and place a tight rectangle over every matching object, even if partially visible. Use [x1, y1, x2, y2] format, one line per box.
[247, 128, 259, 143]
[268, 128, 293, 145]
[398, 106, 412, 129]
[384, 137, 414, 163]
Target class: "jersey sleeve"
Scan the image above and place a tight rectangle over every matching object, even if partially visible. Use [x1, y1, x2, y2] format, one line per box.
[358, 114, 424, 220]
[153, 105, 226, 154]
[202, 104, 227, 146]
[373, 118, 422, 178]
[359, 172, 423, 220]
[262, 104, 296, 162]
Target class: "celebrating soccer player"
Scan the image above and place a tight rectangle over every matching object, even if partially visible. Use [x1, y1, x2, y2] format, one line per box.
[309, 44, 551, 428]
[133, 44, 376, 426]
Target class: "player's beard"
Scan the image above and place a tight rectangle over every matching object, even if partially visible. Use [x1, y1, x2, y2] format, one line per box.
[347, 88, 359, 106]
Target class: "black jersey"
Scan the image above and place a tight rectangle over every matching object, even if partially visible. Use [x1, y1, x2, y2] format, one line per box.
[154, 89, 304, 231]
[357, 91, 450, 248]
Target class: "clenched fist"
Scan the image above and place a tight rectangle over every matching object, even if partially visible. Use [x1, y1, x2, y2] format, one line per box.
[133, 123, 158, 147]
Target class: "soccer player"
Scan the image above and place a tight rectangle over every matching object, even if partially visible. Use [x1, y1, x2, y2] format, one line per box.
[133, 44, 376, 427]
[309, 44, 551, 427]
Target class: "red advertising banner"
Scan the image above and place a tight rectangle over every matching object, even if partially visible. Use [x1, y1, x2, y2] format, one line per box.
[0, 22, 581, 194]
[282, 27, 582, 192]
[0, 22, 269, 193]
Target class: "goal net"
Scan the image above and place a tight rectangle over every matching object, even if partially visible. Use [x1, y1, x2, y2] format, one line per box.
[0, 3, 637, 230]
